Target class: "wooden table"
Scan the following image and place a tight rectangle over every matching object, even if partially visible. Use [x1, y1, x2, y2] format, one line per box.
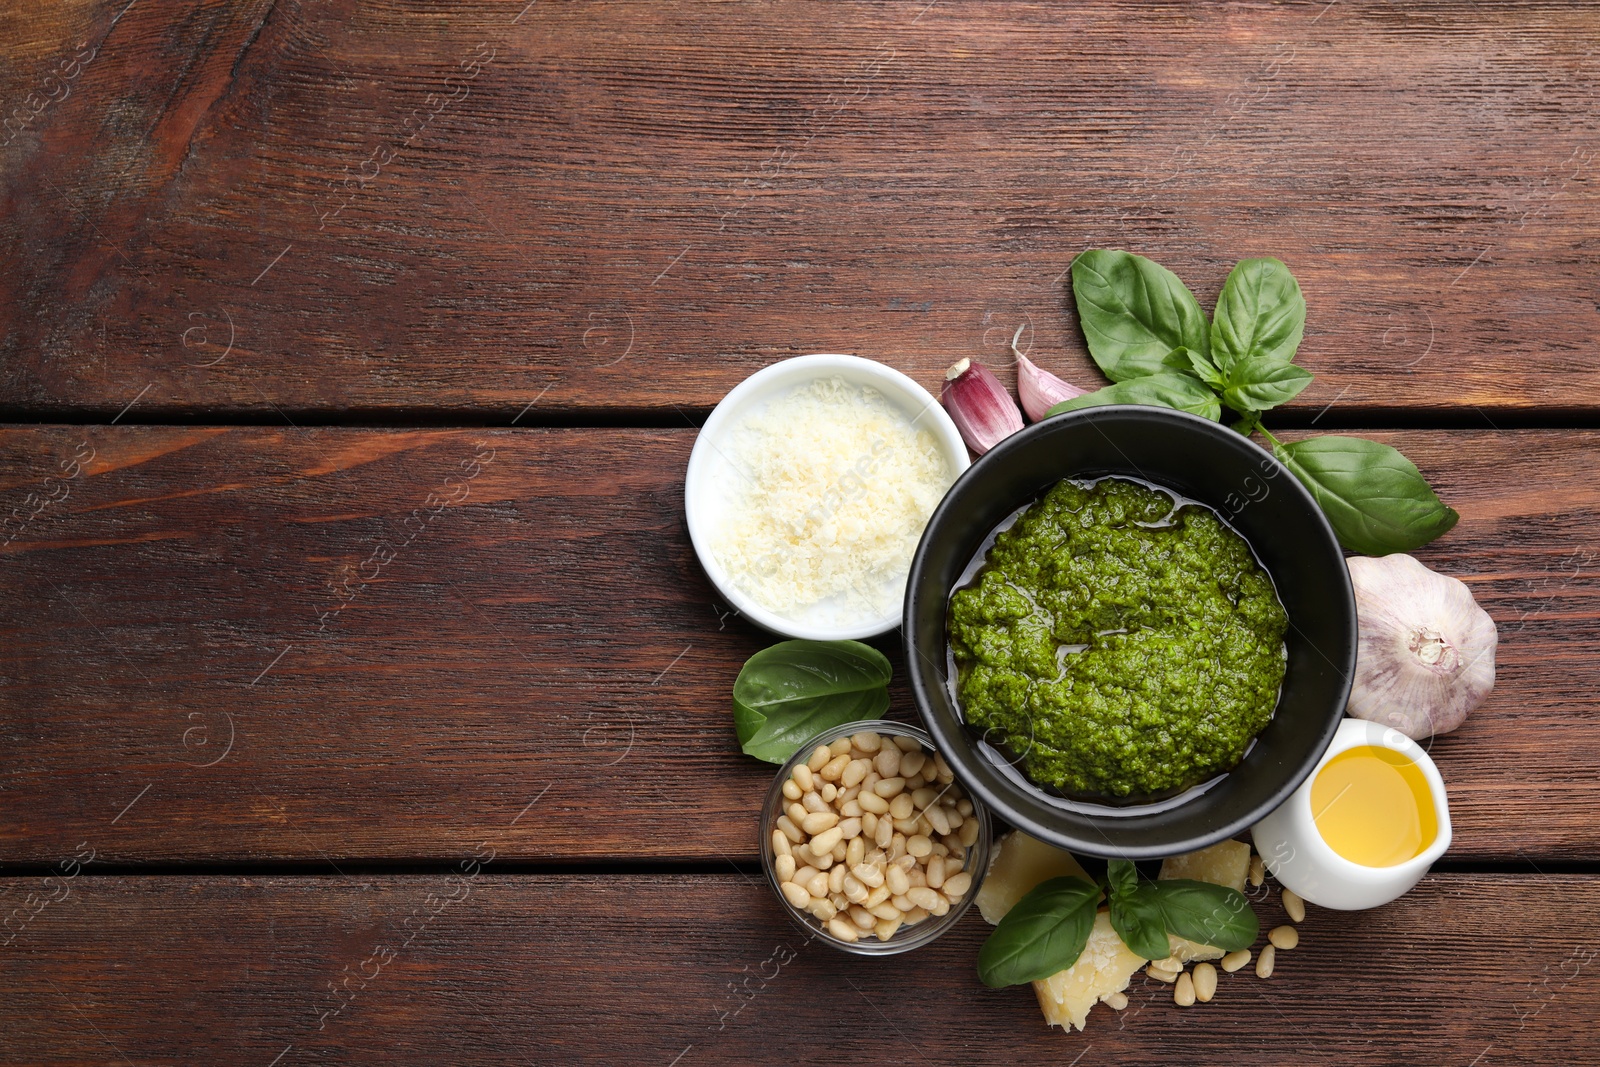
[3, 1, 1597, 1063]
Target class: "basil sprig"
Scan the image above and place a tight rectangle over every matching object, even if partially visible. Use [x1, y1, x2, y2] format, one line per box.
[978, 859, 1259, 988]
[731, 640, 892, 764]
[1050, 248, 1458, 555]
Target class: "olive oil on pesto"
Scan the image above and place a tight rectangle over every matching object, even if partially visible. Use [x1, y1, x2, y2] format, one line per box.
[948, 477, 1288, 800]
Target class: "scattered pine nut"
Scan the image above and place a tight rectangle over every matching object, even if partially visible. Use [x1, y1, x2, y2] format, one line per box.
[1269, 925, 1299, 950]
[1220, 949, 1252, 973]
[1174, 972, 1196, 1006]
[1192, 962, 1218, 1002]
[1256, 944, 1276, 979]
[1282, 888, 1306, 923]
[1146, 964, 1179, 983]
[1249, 855, 1266, 887]
[1103, 991, 1129, 1011]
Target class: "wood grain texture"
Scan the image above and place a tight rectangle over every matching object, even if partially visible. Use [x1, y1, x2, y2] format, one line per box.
[1, 426, 1595, 864]
[2, 0, 1598, 417]
[0, 873, 1596, 1064]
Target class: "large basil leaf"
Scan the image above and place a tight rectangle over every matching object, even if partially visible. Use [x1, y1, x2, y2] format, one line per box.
[1210, 257, 1305, 374]
[1153, 879, 1258, 952]
[1274, 436, 1460, 555]
[732, 640, 892, 764]
[1105, 861, 1170, 961]
[1070, 249, 1211, 382]
[1047, 372, 1222, 423]
[1222, 355, 1314, 415]
[977, 876, 1102, 987]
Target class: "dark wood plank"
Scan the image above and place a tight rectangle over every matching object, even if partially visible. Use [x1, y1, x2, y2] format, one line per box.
[1, 873, 1596, 1064]
[0, 426, 1595, 864]
[2, 1, 1598, 417]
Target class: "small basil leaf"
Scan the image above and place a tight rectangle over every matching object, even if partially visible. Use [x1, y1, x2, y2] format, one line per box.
[977, 876, 1102, 987]
[731, 640, 893, 763]
[1210, 257, 1306, 375]
[1162, 346, 1225, 389]
[1070, 249, 1211, 382]
[1154, 879, 1258, 952]
[1109, 882, 1171, 961]
[1273, 435, 1460, 555]
[1047, 373, 1222, 423]
[1222, 355, 1314, 414]
[1106, 859, 1139, 904]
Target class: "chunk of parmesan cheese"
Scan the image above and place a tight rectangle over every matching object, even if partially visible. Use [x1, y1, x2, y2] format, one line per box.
[708, 376, 954, 624]
[976, 831, 1091, 925]
[1033, 911, 1147, 1033]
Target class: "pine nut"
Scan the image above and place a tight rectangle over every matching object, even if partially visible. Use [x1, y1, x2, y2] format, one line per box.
[869, 902, 901, 922]
[771, 830, 791, 858]
[826, 918, 859, 943]
[782, 779, 802, 801]
[926, 805, 952, 836]
[800, 811, 838, 835]
[775, 855, 796, 883]
[874, 815, 894, 848]
[891, 894, 913, 912]
[792, 764, 815, 792]
[903, 906, 930, 924]
[911, 787, 938, 810]
[1221, 949, 1251, 973]
[1146, 964, 1178, 983]
[820, 783, 838, 803]
[830, 841, 846, 862]
[1282, 888, 1306, 923]
[838, 817, 862, 840]
[842, 759, 872, 788]
[907, 866, 926, 888]
[828, 736, 853, 757]
[958, 820, 980, 847]
[830, 892, 847, 911]
[828, 864, 846, 895]
[889, 834, 906, 861]
[857, 792, 889, 815]
[894, 817, 922, 836]
[888, 793, 915, 820]
[787, 802, 807, 824]
[810, 899, 837, 921]
[820, 754, 850, 782]
[886, 865, 911, 896]
[1192, 962, 1217, 1002]
[906, 886, 941, 911]
[893, 735, 919, 752]
[1249, 855, 1265, 887]
[873, 917, 901, 942]
[843, 875, 868, 903]
[925, 855, 946, 889]
[813, 851, 834, 870]
[899, 751, 928, 778]
[1103, 991, 1128, 1011]
[874, 777, 907, 799]
[775, 816, 803, 844]
[945, 809, 963, 830]
[851, 862, 885, 888]
[906, 835, 934, 858]
[861, 771, 880, 791]
[941, 871, 973, 899]
[861, 812, 878, 840]
[874, 748, 901, 778]
[846, 837, 865, 869]
[957, 799, 973, 816]
[840, 799, 863, 818]
[1269, 925, 1299, 950]
[863, 885, 891, 908]
[934, 753, 955, 782]
[780, 881, 811, 909]
[894, 852, 916, 871]
[849, 905, 875, 931]
[1149, 956, 1181, 974]
[931, 842, 949, 858]
[852, 731, 882, 753]
[809, 826, 843, 854]
[805, 871, 829, 898]
[1256, 944, 1276, 978]
[802, 791, 827, 814]
[808, 745, 831, 772]
[1174, 972, 1196, 1007]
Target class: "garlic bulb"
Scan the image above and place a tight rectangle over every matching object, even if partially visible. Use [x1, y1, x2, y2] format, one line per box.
[941, 358, 1023, 455]
[1346, 553, 1497, 739]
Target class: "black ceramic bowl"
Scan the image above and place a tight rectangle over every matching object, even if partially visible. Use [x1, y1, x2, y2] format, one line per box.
[905, 406, 1356, 860]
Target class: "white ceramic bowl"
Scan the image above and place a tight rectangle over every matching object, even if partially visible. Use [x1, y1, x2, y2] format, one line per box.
[1251, 718, 1453, 911]
[685, 354, 969, 641]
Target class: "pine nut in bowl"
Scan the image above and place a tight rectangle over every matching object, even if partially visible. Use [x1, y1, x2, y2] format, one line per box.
[760, 721, 993, 955]
[685, 355, 969, 641]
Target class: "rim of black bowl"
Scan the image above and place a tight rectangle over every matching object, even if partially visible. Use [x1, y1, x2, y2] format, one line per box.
[903, 405, 1357, 860]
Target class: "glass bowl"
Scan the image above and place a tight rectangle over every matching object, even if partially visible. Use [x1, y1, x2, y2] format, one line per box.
[759, 720, 992, 955]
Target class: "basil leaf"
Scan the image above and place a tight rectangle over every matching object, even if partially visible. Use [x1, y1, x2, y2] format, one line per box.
[1210, 257, 1306, 374]
[731, 640, 892, 764]
[1222, 355, 1314, 414]
[1070, 249, 1211, 382]
[1154, 879, 1258, 952]
[1273, 435, 1460, 555]
[1162, 345, 1225, 389]
[1047, 373, 1222, 423]
[1105, 858, 1138, 903]
[1109, 883, 1171, 961]
[977, 876, 1102, 987]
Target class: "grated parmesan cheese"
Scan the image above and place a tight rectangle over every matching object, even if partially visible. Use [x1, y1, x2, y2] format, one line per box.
[709, 376, 954, 625]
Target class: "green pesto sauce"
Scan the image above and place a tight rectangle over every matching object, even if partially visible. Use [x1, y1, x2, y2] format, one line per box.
[948, 477, 1288, 800]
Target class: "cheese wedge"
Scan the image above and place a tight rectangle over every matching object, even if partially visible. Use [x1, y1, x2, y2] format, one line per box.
[976, 831, 1091, 925]
[1032, 910, 1147, 1032]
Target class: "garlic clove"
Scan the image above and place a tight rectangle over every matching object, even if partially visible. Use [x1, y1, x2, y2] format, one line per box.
[1346, 553, 1497, 739]
[1017, 352, 1086, 422]
[941, 358, 1024, 455]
